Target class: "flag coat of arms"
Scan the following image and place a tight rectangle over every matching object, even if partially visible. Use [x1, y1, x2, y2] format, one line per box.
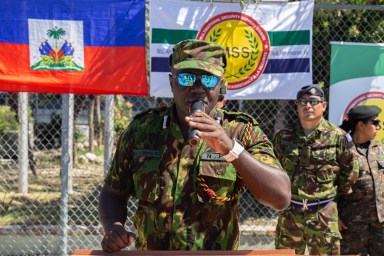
[329, 41, 384, 143]
[150, 0, 314, 99]
[0, 0, 147, 95]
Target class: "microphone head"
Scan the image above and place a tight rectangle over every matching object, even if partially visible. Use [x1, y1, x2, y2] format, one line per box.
[188, 136, 200, 147]
[190, 100, 205, 114]
[188, 100, 204, 147]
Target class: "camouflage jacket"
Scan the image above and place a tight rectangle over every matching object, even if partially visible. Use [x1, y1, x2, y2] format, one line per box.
[273, 118, 359, 201]
[105, 105, 283, 250]
[338, 140, 384, 223]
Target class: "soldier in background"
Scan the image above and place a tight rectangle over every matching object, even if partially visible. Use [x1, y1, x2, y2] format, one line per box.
[339, 105, 384, 256]
[273, 84, 359, 255]
[98, 39, 291, 253]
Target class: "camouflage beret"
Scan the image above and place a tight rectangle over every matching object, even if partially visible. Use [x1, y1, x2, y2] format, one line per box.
[296, 84, 324, 99]
[347, 105, 381, 120]
[169, 39, 227, 76]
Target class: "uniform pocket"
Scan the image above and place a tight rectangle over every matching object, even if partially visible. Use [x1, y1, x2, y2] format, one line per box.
[197, 159, 238, 205]
[312, 202, 340, 237]
[131, 156, 161, 202]
[312, 144, 338, 165]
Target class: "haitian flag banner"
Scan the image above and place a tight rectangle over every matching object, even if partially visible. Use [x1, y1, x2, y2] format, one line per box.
[150, 0, 313, 99]
[0, 0, 148, 95]
[329, 41, 384, 143]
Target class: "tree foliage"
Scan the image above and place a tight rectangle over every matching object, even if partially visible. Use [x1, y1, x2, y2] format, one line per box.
[313, 0, 384, 88]
[210, 0, 259, 8]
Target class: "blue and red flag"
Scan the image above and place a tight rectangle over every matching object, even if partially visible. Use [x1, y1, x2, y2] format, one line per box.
[0, 0, 147, 95]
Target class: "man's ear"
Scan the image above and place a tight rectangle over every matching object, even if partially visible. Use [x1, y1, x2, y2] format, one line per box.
[169, 74, 174, 91]
[219, 80, 227, 95]
[322, 100, 328, 110]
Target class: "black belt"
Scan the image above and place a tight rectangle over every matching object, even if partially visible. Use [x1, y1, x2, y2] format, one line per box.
[291, 198, 334, 210]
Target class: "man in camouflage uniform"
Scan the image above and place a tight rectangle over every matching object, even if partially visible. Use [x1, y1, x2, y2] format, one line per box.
[338, 105, 384, 256]
[273, 84, 359, 255]
[98, 39, 291, 252]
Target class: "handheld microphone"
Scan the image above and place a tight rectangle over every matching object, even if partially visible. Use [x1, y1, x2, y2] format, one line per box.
[188, 100, 204, 147]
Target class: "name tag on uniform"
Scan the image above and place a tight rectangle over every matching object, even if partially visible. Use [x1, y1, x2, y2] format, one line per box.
[201, 152, 226, 162]
[132, 149, 161, 157]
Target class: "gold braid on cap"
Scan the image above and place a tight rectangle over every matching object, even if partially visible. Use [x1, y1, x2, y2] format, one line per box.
[197, 122, 252, 203]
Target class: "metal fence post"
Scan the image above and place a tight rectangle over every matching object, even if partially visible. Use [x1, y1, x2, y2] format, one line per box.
[104, 95, 114, 176]
[60, 94, 74, 255]
[1, 3, 384, 255]
[18, 92, 29, 193]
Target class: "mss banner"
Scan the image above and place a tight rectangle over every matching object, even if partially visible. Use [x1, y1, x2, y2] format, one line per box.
[329, 42, 384, 143]
[0, 0, 148, 95]
[150, 0, 314, 99]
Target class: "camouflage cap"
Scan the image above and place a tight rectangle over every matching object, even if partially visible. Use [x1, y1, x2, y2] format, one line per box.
[296, 84, 324, 99]
[347, 105, 381, 120]
[169, 39, 227, 76]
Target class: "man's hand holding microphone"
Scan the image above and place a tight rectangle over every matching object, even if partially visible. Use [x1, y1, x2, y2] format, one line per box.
[186, 100, 233, 156]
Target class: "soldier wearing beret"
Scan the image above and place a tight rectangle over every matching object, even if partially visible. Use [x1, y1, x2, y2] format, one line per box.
[273, 84, 359, 255]
[98, 39, 291, 252]
[339, 105, 384, 256]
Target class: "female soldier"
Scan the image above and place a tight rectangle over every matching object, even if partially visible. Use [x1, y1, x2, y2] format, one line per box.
[339, 105, 384, 256]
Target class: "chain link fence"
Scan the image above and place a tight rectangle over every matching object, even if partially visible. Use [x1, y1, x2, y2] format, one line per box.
[0, 2, 383, 255]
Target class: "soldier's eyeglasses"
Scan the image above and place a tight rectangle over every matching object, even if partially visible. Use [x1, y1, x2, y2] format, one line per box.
[175, 73, 221, 89]
[296, 98, 324, 106]
[369, 119, 380, 127]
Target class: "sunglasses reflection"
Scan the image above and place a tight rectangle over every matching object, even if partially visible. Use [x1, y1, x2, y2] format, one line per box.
[177, 73, 220, 89]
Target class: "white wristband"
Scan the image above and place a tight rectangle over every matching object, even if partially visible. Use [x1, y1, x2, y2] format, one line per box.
[222, 139, 244, 163]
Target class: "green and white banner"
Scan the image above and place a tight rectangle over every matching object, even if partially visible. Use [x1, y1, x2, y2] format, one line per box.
[329, 41, 384, 143]
[150, 0, 314, 99]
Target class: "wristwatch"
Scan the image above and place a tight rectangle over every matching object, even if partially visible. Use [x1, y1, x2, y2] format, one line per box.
[222, 138, 245, 162]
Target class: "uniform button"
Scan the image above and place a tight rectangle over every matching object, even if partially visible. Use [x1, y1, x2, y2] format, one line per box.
[217, 169, 224, 175]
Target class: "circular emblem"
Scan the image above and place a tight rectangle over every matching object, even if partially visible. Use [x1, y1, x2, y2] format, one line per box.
[197, 12, 270, 90]
[343, 91, 384, 144]
[309, 88, 317, 95]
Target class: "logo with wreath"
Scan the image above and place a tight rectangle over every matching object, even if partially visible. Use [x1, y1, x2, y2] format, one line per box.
[197, 12, 270, 90]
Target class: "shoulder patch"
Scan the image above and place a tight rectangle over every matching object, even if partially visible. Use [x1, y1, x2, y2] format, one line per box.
[345, 132, 355, 149]
[261, 132, 269, 141]
[345, 132, 352, 143]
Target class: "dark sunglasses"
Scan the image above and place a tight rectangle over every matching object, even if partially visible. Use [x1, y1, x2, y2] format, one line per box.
[175, 73, 221, 89]
[369, 119, 381, 127]
[296, 98, 324, 106]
